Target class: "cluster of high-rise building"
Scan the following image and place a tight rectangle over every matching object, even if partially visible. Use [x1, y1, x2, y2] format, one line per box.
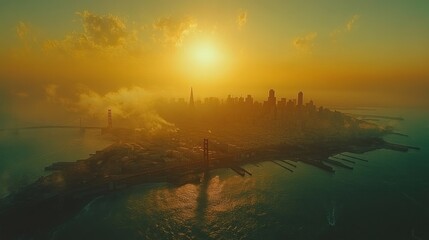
[162, 88, 320, 125]
[185, 88, 316, 113]
[261, 89, 307, 110]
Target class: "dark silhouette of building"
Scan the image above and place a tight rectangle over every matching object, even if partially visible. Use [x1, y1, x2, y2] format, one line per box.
[245, 94, 254, 105]
[277, 98, 286, 108]
[264, 89, 276, 108]
[107, 109, 112, 128]
[268, 89, 276, 106]
[204, 97, 220, 106]
[263, 89, 277, 119]
[189, 87, 195, 108]
[226, 94, 234, 105]
[238, 96, 244, 104]
[306, 100, 316, 112]
[298, 91, 303, 107]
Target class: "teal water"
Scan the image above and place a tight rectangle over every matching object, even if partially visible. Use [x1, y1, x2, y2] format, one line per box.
[0, 130, 111, 198]
[1, 109, 428, 239]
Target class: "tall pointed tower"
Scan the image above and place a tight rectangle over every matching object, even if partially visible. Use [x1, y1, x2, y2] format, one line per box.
[189, 87, 195, 108]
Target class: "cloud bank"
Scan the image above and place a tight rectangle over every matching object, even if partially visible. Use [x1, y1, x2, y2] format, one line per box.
[78, 11, 128, 48]
[41, 86, 176, 133]
[44, 11, 138, 55]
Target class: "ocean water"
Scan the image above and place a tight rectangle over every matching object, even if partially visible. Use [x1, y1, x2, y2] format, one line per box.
[1, 108, 428, 240]
[0, 130, 111, 198]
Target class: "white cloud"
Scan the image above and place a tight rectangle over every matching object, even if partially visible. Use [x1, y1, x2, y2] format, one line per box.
[153, 16, 197, 47]
[76, 87, 176, 133]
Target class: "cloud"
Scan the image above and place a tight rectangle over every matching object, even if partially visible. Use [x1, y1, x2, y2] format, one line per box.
[75, 86, 176, 133]
[76, 86, 150, 118]
[346, 14, 360, 32]
[153, 16, 197, 47]
[38, 85, 176, 133]
[45, 84, 58, 101]
[78, 10, 128, 48]
[44, 33, 96, 54]
[44, 84, 71, 106]
[16, 22, 29, 40]
[44, 11, 139, 55]
[331, 14, 360, 42]
[293, 32, 318, 52]
[237, 10, 248, 29]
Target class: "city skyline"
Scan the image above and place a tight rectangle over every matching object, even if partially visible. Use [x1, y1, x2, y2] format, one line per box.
[1, 2, 428, 239]
[1, 0, 429, 114]
[182, 88, 312, 108]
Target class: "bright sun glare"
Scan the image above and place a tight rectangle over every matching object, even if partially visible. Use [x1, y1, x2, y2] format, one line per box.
[192, 42, 219, 67]
[182, 38, 228, 80]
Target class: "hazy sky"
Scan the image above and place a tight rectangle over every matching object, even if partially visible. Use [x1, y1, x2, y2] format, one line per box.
[1, 0, 429, 126]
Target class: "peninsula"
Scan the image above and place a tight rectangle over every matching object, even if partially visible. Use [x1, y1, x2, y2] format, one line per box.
[0, 90, 419, 238]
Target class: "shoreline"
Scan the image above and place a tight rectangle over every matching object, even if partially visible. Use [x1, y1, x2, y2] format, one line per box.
[0, 134, 420, 238]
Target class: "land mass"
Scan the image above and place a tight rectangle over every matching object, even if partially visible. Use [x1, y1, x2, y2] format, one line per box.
[0, 93, 420, 239]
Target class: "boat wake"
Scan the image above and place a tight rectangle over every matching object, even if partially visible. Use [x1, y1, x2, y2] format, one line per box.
[326, 202, 337, 227]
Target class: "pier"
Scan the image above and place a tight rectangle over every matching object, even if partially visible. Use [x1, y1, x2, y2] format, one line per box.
[325, 159, 353, 170]
[271, 161, 294, 172]
[331, 156, 355, 164]
[339, 153, 368, 162]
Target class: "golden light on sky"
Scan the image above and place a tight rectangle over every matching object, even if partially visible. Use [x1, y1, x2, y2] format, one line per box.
[0, 0, 429, 127]
[180, 35, 231, 85]
[192, 41, 220, 68]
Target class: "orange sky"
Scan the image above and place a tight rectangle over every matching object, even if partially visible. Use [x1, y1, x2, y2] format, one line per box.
[1, 0, 429, 126]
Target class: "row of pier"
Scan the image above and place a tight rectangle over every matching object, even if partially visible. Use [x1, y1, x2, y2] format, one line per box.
[226, 152, 368, 177]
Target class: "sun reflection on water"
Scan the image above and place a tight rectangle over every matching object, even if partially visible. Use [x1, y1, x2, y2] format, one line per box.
[124, 171, 264, 239]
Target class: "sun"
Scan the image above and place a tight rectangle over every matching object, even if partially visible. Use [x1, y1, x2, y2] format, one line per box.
[179, 37, 230, 82]
[191, 41, 220, 67]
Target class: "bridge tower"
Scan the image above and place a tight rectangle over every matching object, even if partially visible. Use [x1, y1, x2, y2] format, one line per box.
[107, 109, 113, 128]
[203, 138, 209, 169]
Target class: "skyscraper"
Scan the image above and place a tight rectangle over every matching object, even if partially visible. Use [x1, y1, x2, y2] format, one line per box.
[189, 87, 195, 108]
[268, 89, 276, 106]
[263, 89, 277, 119]
[245, 94, 254, 105]
[107, 109, 112, 128]
[298, 91, 303, 107]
